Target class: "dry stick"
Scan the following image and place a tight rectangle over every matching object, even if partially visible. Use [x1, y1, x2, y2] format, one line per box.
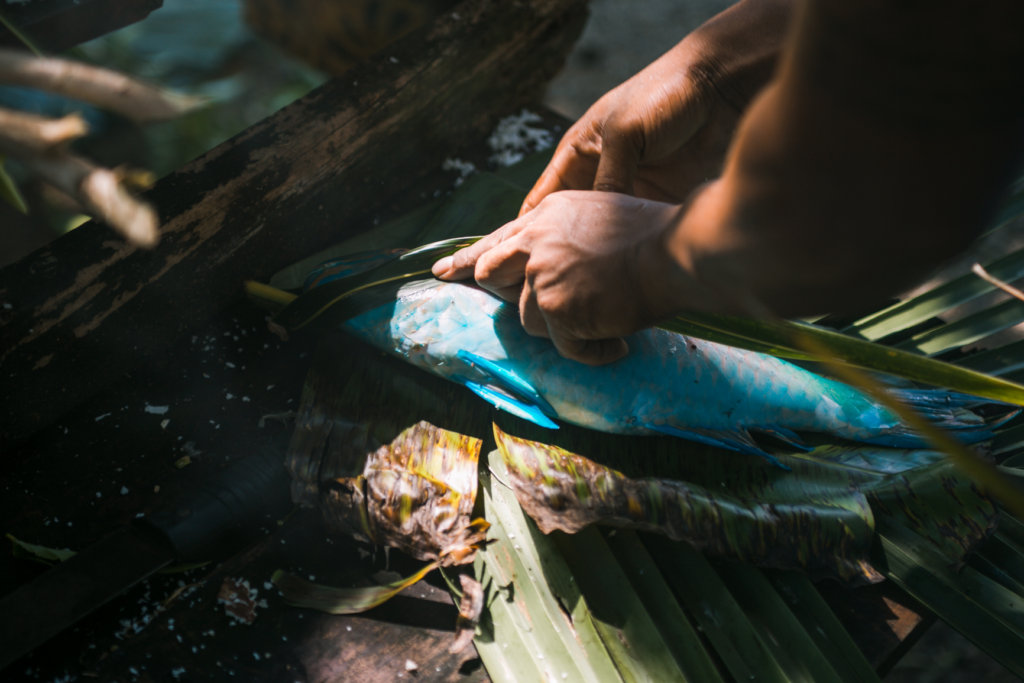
[0, 107, 88, 157]
[973, 263, 1024, 302]
[0, 48, 204, 122]
[24, 155, 159, 248]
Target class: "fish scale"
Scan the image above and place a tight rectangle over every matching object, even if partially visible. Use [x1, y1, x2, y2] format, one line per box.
[341, 278, 999, 462]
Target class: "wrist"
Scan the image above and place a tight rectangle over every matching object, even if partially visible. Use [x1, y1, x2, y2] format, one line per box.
[629, 197, 722, 321]
[660, 180, 763, 316]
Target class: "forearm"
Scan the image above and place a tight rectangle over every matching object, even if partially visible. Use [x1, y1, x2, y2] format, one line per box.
[681, 0, 793, 114]
[668, 0, 1024, 317]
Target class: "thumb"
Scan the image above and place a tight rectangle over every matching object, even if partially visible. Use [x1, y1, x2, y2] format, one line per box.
[593, 134, 640, 195]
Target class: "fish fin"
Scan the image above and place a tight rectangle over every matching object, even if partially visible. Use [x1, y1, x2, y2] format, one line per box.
[461, 379, 560, 430]
[646, 423, 789, 469]
[869, 388, 1021, 446]
[755, 427, 812, 452]
[456, 350, 557, 416]
[884, 387, 1019, 440]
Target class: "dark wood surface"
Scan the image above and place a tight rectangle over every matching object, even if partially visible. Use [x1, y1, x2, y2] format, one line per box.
[0, 308, 491, 681]
[0, 0, 590, 448]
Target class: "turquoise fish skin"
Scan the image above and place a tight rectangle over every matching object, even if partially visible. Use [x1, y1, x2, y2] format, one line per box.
[340, 279, 991, 458]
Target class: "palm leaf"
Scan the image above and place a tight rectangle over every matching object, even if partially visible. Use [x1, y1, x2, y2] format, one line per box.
[262, 151, 1024, 678]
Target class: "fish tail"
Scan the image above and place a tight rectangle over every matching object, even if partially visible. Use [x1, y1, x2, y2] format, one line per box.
[863, 388, 1019, 447]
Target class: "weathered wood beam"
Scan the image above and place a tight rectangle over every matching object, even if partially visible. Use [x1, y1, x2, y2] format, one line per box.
[0, 0, 163, 52]
[0, 0, 588, 446]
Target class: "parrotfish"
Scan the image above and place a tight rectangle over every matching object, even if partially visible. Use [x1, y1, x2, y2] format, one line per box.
[312, 270, 1002, 464]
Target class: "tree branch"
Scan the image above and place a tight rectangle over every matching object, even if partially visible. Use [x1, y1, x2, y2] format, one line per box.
[0, 106, 88, 157]
[0, 48, 204, 121]
[24, 155, 159, 247]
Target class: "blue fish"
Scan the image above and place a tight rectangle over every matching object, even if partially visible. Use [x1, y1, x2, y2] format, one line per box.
[325, 274, 1003, 464]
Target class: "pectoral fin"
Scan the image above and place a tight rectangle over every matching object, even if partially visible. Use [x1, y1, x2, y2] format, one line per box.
[462, 380, 560, 430]
[456, 350, 557, 417]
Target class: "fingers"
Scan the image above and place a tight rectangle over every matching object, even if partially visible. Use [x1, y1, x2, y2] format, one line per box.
[432, 223, 518, 281]
[432, 217, 534, 302]
[593, 132, 640, 194]
[519, 167, 567, 216]
[474, 236, 531, 302]
[519, 278, 628, 366]
[519, 130, 601, 216]
[518, 283, 547, 337]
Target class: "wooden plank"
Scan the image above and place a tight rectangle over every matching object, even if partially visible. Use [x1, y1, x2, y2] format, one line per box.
[0, 0, 588, 448]
[0, 302, 492, 679]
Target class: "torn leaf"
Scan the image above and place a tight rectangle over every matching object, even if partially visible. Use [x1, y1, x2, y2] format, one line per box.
[321, 420, 488, 566]
[6, 533, 76, 564]
[492, 424, 882, 583]
[272, 562, 439, 615]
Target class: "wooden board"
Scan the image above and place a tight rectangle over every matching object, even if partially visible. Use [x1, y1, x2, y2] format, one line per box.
[0, 0, 589, 448]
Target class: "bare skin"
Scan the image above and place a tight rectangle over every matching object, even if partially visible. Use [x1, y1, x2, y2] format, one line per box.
[433, 0, 1024, 365]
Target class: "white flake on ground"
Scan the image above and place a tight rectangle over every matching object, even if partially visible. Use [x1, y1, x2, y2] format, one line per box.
[487, 110, 554, 167]
[441, 158, 476, 186]
[144, 404, 169, 415]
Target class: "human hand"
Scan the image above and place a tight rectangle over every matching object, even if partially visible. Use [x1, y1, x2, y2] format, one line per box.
[521, 0, 791, 213]
[432, 191, 691, 365]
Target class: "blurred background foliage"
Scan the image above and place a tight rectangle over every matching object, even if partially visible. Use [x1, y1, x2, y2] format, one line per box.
[27, 0, 326, 177]
[0, 0, 328, 264]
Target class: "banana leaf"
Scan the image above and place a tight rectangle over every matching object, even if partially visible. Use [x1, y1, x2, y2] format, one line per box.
[491, 423, 880, 583]
[491, 424, 1001, 585]
[261, 151, 1024, 679]
[274, 420, 489, 623]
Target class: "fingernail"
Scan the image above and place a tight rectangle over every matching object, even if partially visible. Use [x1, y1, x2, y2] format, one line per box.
[432, 256, 453, 277]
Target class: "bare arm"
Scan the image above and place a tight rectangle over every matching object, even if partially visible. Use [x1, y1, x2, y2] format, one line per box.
[673, 0, 1024, 316]
[436, 0, 1024, 363]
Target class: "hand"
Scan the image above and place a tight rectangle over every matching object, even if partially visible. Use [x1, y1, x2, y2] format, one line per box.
[432, 191, 689, 365]
[520, 0, 791, 214]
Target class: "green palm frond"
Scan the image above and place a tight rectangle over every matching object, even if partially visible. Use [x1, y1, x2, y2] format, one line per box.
[264, 151, 1024, 679]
